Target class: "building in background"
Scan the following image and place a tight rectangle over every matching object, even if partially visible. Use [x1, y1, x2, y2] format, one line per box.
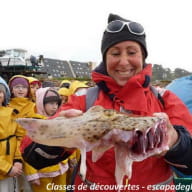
[0, 48, 96, 80]
[40, 58, 95, 79]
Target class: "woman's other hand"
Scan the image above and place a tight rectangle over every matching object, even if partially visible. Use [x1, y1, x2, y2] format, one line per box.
[58, 109, 83, 118]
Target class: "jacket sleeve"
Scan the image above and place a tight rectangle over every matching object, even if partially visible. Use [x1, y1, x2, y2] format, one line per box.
[0, 158, 12, 176]
[164, 125, 192, 176]
[14, 124, 26, 160]
[0, 125, 21, 175]
[163, 90, 192, 176]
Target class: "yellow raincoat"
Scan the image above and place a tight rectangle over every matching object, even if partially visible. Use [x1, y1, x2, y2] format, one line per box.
[9, 97, 40, 118]
[0, 106, 24, 180]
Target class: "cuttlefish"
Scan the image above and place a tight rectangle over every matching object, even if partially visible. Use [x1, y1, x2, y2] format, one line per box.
[17, 105, 168, 186]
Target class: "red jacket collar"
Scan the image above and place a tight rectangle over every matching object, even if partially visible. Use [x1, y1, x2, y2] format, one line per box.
[92, 64, 154, 113]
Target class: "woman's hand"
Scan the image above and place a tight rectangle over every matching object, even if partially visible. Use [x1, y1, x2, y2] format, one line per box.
[153, 112, 179, 149]
[58, 109, 83, 118]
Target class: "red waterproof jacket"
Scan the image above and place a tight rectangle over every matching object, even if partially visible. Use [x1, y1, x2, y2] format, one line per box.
[54, 64, 192, 192]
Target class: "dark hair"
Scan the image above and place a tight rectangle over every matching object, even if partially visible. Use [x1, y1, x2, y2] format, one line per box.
[43, 90, 61, 106]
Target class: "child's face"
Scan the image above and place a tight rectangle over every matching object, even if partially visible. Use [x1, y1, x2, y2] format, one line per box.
[30, 83, 40, 99]
[44, 101, 59, 116]
[12, 84, 28, 98]
[0, 91, 4, 106]
[60, 95, 68, 104]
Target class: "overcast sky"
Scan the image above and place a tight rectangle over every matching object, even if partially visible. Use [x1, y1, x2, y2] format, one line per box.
[1, 0, 192, 71]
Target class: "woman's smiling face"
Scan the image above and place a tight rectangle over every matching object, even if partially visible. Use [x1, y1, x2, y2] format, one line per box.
[106, 41, 143, 86]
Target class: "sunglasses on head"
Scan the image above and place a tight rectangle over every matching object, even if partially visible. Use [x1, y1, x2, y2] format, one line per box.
[106, 20, 145, 35]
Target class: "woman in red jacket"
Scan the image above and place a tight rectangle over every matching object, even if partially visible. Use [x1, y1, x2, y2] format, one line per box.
[55, 13, 192, 192]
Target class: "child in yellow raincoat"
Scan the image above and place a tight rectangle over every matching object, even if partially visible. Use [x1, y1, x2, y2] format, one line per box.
[27, 77, 42, 102]
[8, 75, 42, 120]
[8, 75, 44, 192]
[58, 87, 72, 104]
[0, 76, 25, 192]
